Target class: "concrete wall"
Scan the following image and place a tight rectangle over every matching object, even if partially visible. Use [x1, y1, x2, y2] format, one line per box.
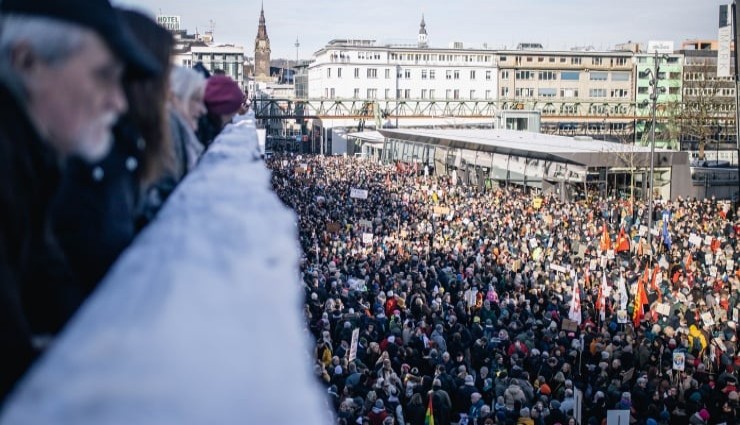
[0, 119, 330, 425]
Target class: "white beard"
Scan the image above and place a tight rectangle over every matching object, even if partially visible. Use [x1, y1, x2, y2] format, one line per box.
[73, 112, 118, 162]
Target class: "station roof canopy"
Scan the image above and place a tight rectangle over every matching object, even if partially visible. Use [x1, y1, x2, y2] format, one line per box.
[378, 128, 689, 168]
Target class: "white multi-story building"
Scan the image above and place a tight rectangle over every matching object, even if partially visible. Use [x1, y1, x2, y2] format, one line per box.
[308, 39, 499, 102]
[190, 45, 245, 88]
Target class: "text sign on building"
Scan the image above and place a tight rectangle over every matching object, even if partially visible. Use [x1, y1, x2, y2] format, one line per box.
[156, 15, 181, 31]
[718, 4, 732, 78]
[646, 40, 674, 54]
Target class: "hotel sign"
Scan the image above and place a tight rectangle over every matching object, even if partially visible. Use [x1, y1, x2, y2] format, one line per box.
[156, 15, 181, 32]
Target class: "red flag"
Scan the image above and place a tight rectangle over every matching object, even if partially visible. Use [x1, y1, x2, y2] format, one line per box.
[685, 251, 693, 269]
[600, 224, 611, 252]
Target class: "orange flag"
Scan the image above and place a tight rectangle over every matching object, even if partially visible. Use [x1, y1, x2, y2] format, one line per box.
[616, 227, 630, 253]
[633, 276, 648, 326]
[685, 251, 693, 269]
[600, 224, 611, 252]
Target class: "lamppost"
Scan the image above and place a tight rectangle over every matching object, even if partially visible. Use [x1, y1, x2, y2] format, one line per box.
[395, 64, 401, 129]
[644, 50, 667, 252]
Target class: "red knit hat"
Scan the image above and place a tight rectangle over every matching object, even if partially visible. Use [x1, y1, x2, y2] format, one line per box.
[204, 75, 244, 115]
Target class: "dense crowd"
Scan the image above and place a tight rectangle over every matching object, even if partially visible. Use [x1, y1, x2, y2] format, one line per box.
[269, 155, 740, 425]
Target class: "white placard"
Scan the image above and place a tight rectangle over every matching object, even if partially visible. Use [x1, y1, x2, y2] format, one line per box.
[705, 235, 714, 246]
[348, 328, 360, 362]
[639, 226, 648, 237]
[617, 310, 629, 324]
[350, 188, 369, 200]
[359, 219, 373, 230]
[689, 234, 702, 246]
[362, 233, 373, 245]
[529, 238, 538, 249]
[705, 253, 714, 265]
[672, 352, 685, 371]
[728, 259, 735, 271]
[734, 307, 739, 322]
[607, 250, 615, 259]
[607, 410, 630, 425]
[701, 312, 715, 326]
[550, 264, 567, 274]
[656, 303, 671, 316]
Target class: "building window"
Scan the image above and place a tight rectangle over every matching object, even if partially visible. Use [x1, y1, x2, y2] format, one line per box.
[429, 89, 435, 98]
[429, 70, 436, 79]
[454, 70, 460, 80]
[397, 89, 402, 99]
[354, 88, 360, 99]
[421, 89, 428, 99]
[499, 56, 507, 61]
[486, 70, 492, 80]
[549, 57, 556, 63]
[538, 71, 557, 81]
[446, 70, 452, 80]
[354, 68, 359, 78]
[327, 68, 331, 78]
[501, 87, 510, 97]
[367, 68, 377, 78]
[560, 57, 566, 63]
[405, 69, 411, 78]
[571, 57, 582, 65]
[614, 57, 628, 66]
[470, 90, 476, 99]
[561, 71, 580, 81]
[515, 70, 534, 80]
[501, 70, 509, 80]
[592, 57, 603, 65]
[611, 89, 628, 98]
[666, 57, 679, 64]
[485, 90, 491, 99]
[611, 71, 630, 81]
[669, 72, 681, 80]
[446, 89, 452, 99]
[526, 57, 533, 62]
[589, 88, 607, 97]
[453, 89, 460, 99]
[589, 71, 608, 81]
[385, 89, 391, 99]
[560, 88, 578, 97]
[538, 88, 557, 97]
[385, 68, 391, 79]
[330, 88, 335, 98]
[669, 87, 680, 95]
[367, 88, 377, 99]
[421, 69, 428, 79]
[404, 89, 411, 99]
[337, 68, 342, 78]
[638, 87, 649, 94]
[470, 70, 476, 80]
[515, 87, 534, 97]
[538, 57, 544, 62]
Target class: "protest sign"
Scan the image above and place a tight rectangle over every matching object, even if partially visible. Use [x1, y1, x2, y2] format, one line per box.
[350, 188, 369, 200]
[672, 352, 685, 371]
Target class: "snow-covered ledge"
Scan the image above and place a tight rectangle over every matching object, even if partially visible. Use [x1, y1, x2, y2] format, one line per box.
[1, 119, 330, 425]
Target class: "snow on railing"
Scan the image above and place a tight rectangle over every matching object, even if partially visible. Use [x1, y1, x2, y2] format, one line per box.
[0, 117, 330, 425]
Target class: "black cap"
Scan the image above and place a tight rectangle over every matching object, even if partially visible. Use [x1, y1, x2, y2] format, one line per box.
[1, 0, 161, 77]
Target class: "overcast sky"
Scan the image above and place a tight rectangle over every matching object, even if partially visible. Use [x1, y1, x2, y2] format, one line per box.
[114, 0, 725, 60]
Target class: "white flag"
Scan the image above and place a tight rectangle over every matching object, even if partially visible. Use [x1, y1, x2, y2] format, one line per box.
[617, 273, 629, 311]
[568, 276, 582, 325]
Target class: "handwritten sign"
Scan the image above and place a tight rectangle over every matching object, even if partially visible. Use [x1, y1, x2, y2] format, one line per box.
[359, 219, 373, 231]
[433, 206, 451, 215]
[617, 310, 629, 324]
[348, 328, 360, 362]
[688, 234, 702, 246]
[362, 233, 373, 245]
[701, 312, 715, 326]
[656, 303, 671, 316]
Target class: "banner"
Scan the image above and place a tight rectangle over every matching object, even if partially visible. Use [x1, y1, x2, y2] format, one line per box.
[433, 206, 451, 215]
[350, 188, 369, 200]
[359, 219, 373, 231]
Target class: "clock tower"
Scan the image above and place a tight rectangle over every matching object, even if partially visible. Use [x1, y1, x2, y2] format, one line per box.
[254, 3, 271, 82]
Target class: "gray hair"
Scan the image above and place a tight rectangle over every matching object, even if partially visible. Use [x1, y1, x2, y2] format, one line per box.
[0, 15, 90, 97]
[170, 66, 205, 101]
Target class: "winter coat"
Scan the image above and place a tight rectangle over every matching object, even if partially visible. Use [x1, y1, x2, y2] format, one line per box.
[504, 383, 527, 410]
[0, 83, 81, 400]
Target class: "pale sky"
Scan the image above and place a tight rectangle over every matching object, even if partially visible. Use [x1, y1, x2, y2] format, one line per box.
[114, 0, 725, 60]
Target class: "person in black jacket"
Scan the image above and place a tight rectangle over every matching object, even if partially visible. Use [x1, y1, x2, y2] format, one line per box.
[51, 9, 174, 297]
[0, 0, 159, 401]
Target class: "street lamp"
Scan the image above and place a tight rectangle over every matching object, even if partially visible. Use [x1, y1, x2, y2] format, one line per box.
[643, 50, 668, 253]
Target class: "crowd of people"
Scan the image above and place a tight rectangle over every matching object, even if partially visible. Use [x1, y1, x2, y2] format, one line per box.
[269, 155, 740, 425]
[0, 0, 249, 402]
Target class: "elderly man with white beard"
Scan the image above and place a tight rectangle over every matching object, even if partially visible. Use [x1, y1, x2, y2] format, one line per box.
[0, 0, 160, 402]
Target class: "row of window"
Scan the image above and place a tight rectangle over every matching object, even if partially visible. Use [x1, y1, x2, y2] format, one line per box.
[505, 70, 631, 82]
[638, 71, 682, 80]
[326, 67, 496, 81]
[501, 87, 629, 98]
[502, 56, 630, 66]
[323, 88, 496, 100]
[636, 86, 682, 95]
[389, 53, 493, 63]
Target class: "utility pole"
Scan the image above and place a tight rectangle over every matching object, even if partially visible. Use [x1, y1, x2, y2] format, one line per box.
[733, 1, 740, 204]
[647, 49, 661, 252]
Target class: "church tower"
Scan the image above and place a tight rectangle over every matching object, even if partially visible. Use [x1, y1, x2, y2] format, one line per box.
[417, 14, 428, 48]
[254, 3, 271, 82]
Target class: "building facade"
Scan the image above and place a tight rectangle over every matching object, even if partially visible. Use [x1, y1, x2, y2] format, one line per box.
[634, 52, 683, 149]
[190, 45, 245, 87]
